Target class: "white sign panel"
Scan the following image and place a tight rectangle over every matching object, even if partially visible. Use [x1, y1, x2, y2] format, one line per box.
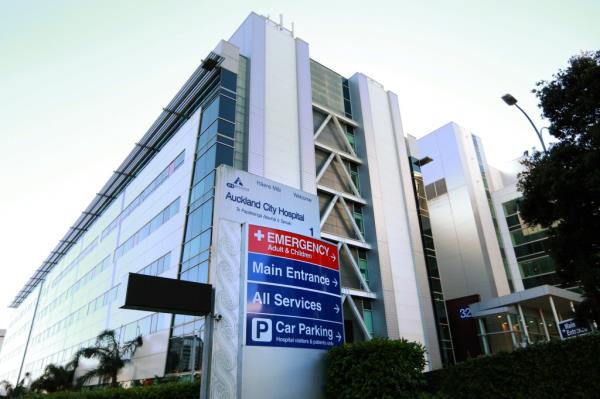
[214, 165, 320, 237]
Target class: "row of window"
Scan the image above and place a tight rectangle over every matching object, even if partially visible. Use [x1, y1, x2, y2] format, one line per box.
[514, 238, 548, 261]
[30, 285, 119, 347]
[137, 253, 171, 276]
[519, 255, 556, 279]
[115, 197, 181, 260]
[119, 312, 168, 343]
[38, 256, 112, 320]
[51, 237, 99, 288]
[102, 152, 185, 241]
[22, 312, 168, 378]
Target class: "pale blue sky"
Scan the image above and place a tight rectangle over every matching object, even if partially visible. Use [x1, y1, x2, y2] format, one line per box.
[0, 0, 598, 327]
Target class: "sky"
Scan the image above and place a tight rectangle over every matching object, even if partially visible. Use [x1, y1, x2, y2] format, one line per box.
[0, 0, 598, 328]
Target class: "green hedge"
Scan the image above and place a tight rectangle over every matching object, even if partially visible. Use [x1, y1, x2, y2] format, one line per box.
[325, 338, 426, 399]
[427, 334, 600, 399]
[24, 381, 199, 399]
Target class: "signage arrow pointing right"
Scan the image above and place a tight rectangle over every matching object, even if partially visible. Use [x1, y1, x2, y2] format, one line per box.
[332, 278, 338, 287]
[336, 332, 342, 342]
[334, 304, 340, 314]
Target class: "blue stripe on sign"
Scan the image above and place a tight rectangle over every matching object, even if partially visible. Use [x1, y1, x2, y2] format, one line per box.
[246, 282, 343, 323]
[247, 252, 341, 295]
[246, 313, 344, 350]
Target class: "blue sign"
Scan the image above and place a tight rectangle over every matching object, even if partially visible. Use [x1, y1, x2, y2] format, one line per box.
[558, 318, 592, 340]
[246, 313, 344, 350]
[246, 282, 342, 321]
[246, 225, 344, 350]
[247, 253, 341, 295]
[458, 306, 473, 320]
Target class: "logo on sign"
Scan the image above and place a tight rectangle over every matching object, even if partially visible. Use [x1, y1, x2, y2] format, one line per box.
[252, 318, 272, 342]
[227, 177, 249, 191]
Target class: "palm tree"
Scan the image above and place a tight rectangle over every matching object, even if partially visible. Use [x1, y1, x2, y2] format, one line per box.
[0, 374, 28, 398]
[30, 363, 75, 393]
[72, 329, 143, 387]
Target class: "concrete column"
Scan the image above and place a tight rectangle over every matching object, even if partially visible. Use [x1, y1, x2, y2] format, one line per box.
[478, 318, 491, 355]
[517, 304, 531, 344]
[506, 313, 519, 349]
[539, 308, 551, 341]
[549, 296, 562, 337]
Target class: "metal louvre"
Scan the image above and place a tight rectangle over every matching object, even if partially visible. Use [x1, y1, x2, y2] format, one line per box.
[10, 53, 224, 308]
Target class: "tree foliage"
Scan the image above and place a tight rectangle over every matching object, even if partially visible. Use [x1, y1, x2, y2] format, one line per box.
[325, 338, 427, 399]
[426, 333, 600, 399]
[518, 51, 600, 320]
[72, 330, 143, 387]
[30, 364, 75, 393]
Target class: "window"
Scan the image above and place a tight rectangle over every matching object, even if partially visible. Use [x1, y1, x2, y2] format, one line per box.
[345, 125, 356, 152]
[102, 152, 185, 240]
[363, 300, 373, 335]
[353, 205, 364, 236]
[348, 163, 360, 192]
[138, 253, 171, 276]
[115, 198, 180, 260]
[358, 250, 368, 282]
[425, 178, 448, 200]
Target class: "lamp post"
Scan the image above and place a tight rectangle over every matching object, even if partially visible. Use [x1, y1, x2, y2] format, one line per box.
[501, 93, 547, 152]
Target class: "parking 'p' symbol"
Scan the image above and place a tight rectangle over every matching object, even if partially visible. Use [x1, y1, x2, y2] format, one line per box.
[252, 318, 272, 342]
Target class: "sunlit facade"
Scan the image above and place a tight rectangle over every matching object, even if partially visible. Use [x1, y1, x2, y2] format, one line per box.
[0, 13, 450, 385]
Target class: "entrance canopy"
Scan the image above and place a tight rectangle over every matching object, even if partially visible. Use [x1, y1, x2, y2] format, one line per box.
[468, 285, 585, 355]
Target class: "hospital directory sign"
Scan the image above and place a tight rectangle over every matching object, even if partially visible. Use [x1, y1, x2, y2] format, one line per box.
[245, 224, 344, 350]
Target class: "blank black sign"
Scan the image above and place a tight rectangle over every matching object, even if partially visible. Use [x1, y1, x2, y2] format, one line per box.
[121, 273, 213, 316]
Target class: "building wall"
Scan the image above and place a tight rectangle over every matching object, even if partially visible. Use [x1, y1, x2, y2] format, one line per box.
[0, 286, 40, 383]
[0, 109, 200, 384]
[417, 123, 510, 302]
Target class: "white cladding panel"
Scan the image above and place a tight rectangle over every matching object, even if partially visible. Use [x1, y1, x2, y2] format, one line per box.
[353, 73, 440, 368]
[229, 13, 315, 192]
[263, 21, 301, 188]
[417, 124, 510, 301]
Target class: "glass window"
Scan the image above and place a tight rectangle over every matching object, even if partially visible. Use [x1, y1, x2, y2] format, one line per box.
[218, 95, 236, 122]
[363, 309, 374, 334]
[502, 199, 519, 216]
[220, 69, 237, 92]
[201, 100, 219, 130]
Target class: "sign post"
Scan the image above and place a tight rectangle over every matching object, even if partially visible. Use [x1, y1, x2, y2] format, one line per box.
[245, 224, 344, 350]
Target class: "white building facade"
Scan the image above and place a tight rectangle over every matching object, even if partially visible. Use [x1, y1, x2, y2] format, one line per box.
[0, 13, 450, 387]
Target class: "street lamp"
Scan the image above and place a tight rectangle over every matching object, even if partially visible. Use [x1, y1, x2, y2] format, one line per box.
[501, 93, 547, 152]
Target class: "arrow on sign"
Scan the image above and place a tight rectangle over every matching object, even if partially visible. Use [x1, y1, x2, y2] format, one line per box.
[336, 332, 342, 342]
[331, 254, 337, 262]
[332, 278, 338, 287]
[334, 304, 340, 314]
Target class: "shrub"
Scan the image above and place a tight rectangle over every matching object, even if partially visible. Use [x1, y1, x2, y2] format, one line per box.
[325, 338, 426, 399]
[428, 333, 600, 399]
[24, 381, 199, 399]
